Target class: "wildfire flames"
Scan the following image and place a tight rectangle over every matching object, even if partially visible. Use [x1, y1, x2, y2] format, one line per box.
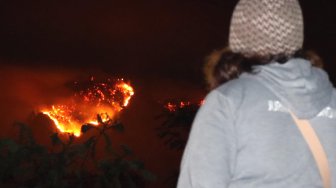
[165, 101, 191, 112]
[164, 100, 204, 112]
[41, 78, 134, 137]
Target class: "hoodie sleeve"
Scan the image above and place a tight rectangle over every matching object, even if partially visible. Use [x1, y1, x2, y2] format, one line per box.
[177, 89, 237, 188]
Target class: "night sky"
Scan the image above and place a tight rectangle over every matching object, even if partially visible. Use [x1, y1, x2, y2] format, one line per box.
[0, 0, 335, 187]
[1, 0, 334, 81]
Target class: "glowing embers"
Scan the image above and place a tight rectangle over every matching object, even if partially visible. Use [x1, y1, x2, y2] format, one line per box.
[164, 100, 204, 112]
[42, 105, 81, 136]
[41, 78, 134, 137]
[165, 101, 191, 112]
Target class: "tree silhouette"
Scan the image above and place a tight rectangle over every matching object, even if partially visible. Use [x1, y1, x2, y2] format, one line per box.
[0, 115, 155, 188]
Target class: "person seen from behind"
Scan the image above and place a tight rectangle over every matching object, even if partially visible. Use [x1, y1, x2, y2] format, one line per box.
[177, 0, 336, 187]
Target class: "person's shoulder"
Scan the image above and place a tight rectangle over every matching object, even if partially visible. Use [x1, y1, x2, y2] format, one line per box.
[331, 88, 336, 105]
[215, 74, 260, 96]
[203, 75, 258, 112]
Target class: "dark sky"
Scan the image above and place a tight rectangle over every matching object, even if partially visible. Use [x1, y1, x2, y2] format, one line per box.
[1, 0, 335, 82]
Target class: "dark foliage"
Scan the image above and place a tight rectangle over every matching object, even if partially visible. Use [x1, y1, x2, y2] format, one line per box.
[156, 100, 200, 151]
[0, 115, 155, 188]
[156, 100, 201, 187]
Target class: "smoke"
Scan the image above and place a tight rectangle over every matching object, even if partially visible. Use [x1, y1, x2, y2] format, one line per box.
[0, 64, 82, 138]
[0, 62, 207, 187]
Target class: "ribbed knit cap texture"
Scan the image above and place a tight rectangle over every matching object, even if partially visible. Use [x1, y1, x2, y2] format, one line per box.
[229, 0, 304, 57]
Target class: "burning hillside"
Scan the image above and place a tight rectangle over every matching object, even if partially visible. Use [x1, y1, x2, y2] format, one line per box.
[40, 77, 134, 137]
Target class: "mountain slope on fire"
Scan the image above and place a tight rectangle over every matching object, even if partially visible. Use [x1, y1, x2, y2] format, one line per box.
[0, 66, 206, 188]
[41, 77, 134, 137]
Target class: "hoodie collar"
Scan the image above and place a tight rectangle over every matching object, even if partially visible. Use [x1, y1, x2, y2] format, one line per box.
[251, 58, 333, 119]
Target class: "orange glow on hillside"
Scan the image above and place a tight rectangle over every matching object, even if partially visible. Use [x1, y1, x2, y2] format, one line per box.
[41, 78, 134, 137]
[164, 101, 200, 112]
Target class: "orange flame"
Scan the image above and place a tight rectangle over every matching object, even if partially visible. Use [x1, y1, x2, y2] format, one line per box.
[42, 105, 81, 137]
[164, 101, 192, 112]
[41, 78, 134, 137]
[164, 100, 203, 112]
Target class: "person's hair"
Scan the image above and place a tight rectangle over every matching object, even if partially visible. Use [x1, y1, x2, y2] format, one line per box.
[204, 48, 323, 90]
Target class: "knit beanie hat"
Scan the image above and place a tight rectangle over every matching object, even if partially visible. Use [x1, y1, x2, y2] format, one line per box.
[229, 0, 304, 57]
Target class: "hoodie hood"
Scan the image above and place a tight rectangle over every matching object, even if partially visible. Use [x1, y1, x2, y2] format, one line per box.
[252, 58, 333, 119]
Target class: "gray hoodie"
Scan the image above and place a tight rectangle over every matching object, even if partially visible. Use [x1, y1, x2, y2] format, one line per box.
[177, 58, 336, 188]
